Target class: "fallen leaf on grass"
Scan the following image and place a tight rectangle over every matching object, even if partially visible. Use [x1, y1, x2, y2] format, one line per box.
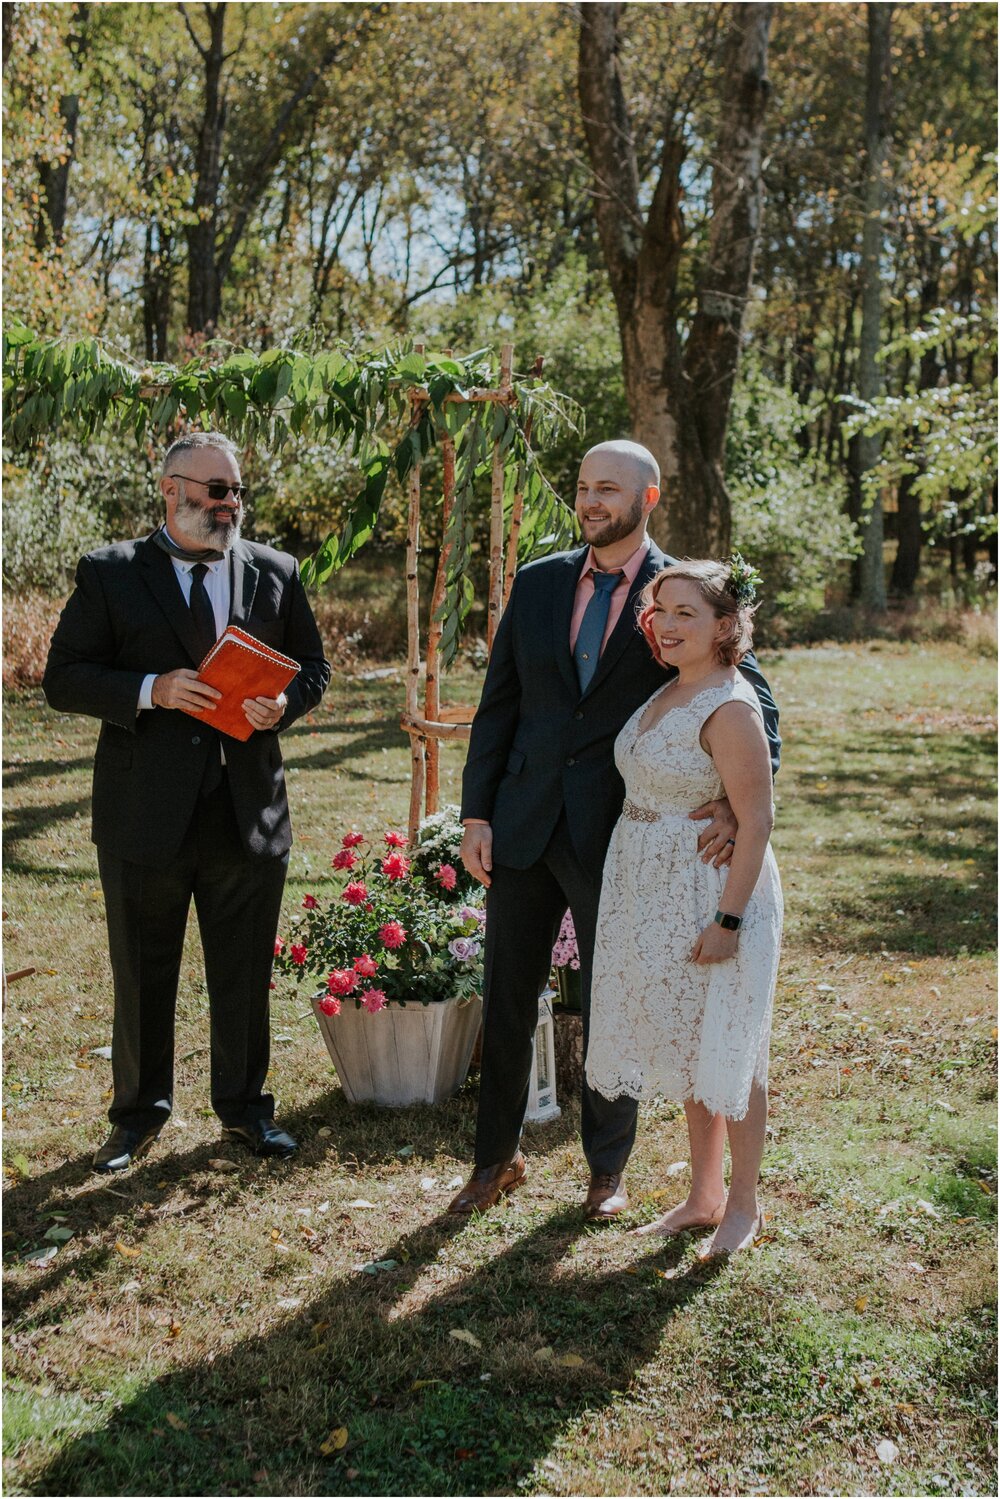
[913, 1199, 941, 1219]
[420, 1177, 438, 1191]
[89, 1046, 113, 1059]
[876, 1439, 899, 1464]
[554, 1353, 584, 1368]
[165, 1412, 188, 1431]
[396, 1145, 414, 1158]
[23, 1245, 58, 1267]
[277, 1297, 303, 1310]
[115, 1241, 141, 1259]
[446, 1175, 464, 1189]
[348, 1199, 377, 1210]
[165, 1321, 182, 1339]
[207, 1157, 240, 1173]
[120, 1279, 141, 1292]
[318, 1426, 348, 1455]
[665, 1161, 688, 1177]
[533, 1347, 554, 1361]
[360, 1259, 399, 1275]
[449, 1328, 481, 1348]
[43, 1226, 75, 1243]
[854, 1295, 869, 1313]
[411, 1379, 444, 1390]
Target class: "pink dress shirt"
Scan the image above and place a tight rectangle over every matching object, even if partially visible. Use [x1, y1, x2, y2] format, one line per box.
[569, 535, 651, 655]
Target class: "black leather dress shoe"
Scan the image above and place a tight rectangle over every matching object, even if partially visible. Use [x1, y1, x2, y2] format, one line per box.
[92, 1123, 162, 1173]
[222, 1120, 298, 1158]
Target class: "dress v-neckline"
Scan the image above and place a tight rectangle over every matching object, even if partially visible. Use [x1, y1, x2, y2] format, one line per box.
[633, 678, 733, 743]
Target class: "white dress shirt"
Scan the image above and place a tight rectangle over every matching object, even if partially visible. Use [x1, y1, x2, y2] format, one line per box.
[138, 555, 230, 711]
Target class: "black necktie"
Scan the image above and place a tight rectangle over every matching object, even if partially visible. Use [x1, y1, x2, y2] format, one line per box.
[188, 563, 223, 794]
[188, 563, 219, 665]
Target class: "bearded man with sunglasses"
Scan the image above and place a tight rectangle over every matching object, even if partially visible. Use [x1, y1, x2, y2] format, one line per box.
[44, 432, 330, 1172]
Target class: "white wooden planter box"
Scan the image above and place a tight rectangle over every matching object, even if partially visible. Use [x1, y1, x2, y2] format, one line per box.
[313, 992, 483, 1107]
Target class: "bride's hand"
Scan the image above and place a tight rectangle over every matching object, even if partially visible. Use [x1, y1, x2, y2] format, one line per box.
[690, 924, 739, 965]
[689, 797, 738, 867]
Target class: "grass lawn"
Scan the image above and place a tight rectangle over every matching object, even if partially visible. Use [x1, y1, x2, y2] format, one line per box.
[2, 640, 996, 1498]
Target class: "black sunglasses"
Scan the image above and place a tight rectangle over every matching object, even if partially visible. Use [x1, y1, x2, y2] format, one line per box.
[169, 474, 249, 502]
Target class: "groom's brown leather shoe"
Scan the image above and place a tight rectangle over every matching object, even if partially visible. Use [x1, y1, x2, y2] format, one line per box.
[584, 1172, 628, 1221]
[447, 1152, 527, 1214]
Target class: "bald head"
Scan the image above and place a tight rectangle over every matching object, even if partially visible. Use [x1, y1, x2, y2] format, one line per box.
[575, 440, 661, 559]
[582, 440, 660, 494]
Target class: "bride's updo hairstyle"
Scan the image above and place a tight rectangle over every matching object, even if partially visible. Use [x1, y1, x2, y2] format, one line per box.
[637, 558, 759, 669]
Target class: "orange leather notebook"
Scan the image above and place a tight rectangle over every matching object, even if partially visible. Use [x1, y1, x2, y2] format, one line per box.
[184, 625, 300, 741]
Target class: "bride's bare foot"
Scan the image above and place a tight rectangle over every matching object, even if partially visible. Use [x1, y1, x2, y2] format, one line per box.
[632, 1194, 726, 1238]
[697, 1205, 764, 1259]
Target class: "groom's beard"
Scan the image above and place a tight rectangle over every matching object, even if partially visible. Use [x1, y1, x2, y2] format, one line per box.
[176, 489, 242, 550]
[578, 494, 644, 549]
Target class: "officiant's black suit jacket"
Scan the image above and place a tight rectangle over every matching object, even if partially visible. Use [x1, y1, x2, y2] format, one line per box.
[43, 534, 330, 867]
[460, 541, 780, 872]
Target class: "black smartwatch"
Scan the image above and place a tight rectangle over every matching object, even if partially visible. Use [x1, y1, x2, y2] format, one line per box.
[713, 910, 743, 931]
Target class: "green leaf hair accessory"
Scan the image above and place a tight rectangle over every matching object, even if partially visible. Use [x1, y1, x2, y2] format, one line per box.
[728, 552, 763, 607]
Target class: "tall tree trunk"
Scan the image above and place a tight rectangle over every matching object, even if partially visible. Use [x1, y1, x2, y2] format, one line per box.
[183, 3, 228, 335]
[578, 2, 772, 554]
[34, 3, 90, 251]
[851, 3, 892, 610]
[890, 262, 941, 595]
[143, 222, 173, 360]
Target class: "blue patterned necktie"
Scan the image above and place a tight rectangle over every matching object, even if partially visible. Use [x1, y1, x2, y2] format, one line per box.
[573, 569, 622, 692]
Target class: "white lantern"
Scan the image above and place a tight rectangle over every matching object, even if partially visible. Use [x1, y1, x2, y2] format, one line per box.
[525, 988, 561, 1123]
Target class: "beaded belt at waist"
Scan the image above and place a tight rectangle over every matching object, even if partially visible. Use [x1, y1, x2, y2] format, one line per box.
[622, 797, 659, 823]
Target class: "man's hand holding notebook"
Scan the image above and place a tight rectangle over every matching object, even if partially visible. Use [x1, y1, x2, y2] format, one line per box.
[182, 625, 301, 741]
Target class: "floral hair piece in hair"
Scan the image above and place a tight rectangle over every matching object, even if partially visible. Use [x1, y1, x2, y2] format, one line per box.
[728, 552, 763, 608]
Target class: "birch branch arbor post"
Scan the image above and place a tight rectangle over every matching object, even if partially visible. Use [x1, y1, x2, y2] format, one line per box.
[400, 343, 541, 842]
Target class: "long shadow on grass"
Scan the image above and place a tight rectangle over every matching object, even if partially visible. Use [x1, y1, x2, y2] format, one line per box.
[28, 1204, 717, 1498]
[2, 1084, 579, 1324]
[3, 756, 93, 786]
[3, 794, 94, 855]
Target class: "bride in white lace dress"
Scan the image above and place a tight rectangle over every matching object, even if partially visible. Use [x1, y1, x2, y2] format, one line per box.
[586, 558, 782, 1257]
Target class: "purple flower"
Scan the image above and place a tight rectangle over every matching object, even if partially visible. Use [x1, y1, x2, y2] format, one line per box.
[448, 936, 481, 962]
[459, 905, 487, 927]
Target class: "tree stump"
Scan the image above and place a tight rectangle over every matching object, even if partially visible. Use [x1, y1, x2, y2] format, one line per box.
[553, 1008, 584, 1101]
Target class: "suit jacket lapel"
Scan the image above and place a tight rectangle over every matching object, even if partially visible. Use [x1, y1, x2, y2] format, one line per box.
[582, 541, 666, 699]
[552, 547, 589, 699]
[136, 535, 209, 667]
[228, 542, 259, 627]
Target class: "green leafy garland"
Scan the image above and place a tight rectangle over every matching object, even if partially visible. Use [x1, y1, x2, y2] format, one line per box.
[2, 325, 583, 665]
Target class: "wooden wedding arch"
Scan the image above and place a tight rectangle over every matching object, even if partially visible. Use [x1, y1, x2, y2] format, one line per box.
[3, 327, 580, 844]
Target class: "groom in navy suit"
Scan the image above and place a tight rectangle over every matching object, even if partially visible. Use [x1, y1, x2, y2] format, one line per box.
[450, 441, 780, 1218]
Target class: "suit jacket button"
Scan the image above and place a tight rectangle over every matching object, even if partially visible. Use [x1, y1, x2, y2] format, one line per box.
[574, 710, 584, 720]
[565, 756, 576, 766]
[191, 735, 201, 745]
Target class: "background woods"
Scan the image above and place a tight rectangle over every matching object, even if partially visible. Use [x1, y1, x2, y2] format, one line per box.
[2, 0, 996, 644]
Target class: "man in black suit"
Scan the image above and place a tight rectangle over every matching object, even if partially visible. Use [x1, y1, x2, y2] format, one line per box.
[43, 432, 330, 1171]
[450, 440, 779, 1218]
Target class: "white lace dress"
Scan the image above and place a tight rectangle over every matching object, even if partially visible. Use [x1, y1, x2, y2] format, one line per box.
[585, 676, 783, 1121]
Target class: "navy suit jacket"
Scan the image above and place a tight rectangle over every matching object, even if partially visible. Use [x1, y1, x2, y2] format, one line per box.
[43, 534, 330, 867]
[460, 541, 780, 872]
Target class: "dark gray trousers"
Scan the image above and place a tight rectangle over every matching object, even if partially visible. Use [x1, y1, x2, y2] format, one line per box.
[474, 811, 639, 1175]
[98, 776, 288, 1132]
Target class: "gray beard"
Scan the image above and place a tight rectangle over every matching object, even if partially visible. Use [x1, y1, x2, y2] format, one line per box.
[176, 490, 241, 551]
[579, 495, 644, 549]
